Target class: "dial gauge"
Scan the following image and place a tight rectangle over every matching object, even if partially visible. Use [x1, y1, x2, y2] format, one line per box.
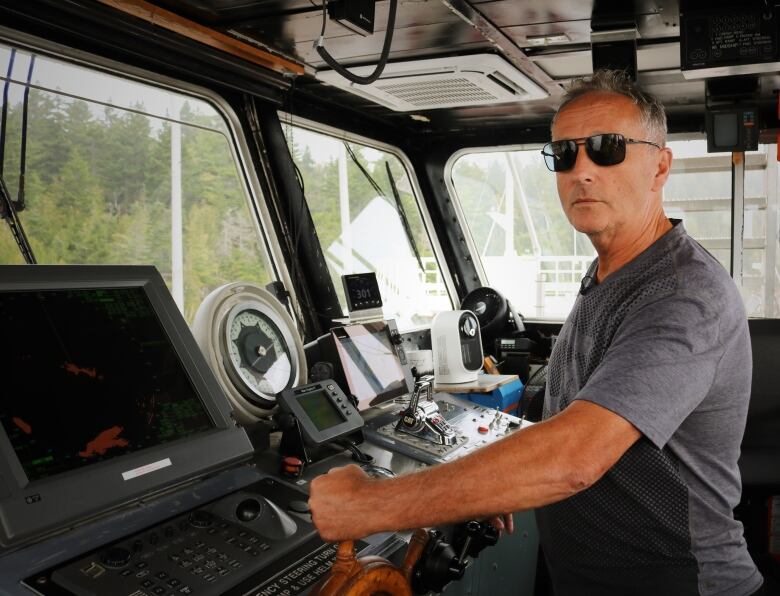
[191, 283, 307, 423]
[224, 306, 292, 399]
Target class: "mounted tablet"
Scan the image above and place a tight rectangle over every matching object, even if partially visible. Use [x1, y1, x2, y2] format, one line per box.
[0, 265, 254, 550]
[331, 320, 412, 411]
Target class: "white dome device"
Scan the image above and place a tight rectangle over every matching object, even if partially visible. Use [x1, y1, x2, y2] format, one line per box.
[192, 282, 307, 423]
[431, 310, 483, 384]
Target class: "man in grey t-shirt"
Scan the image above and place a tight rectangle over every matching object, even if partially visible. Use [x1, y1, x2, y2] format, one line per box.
[309, 71, 761, 595]
[535, 71, 760, 596]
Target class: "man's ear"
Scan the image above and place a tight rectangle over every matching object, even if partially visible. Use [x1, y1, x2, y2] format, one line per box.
[651, 147, 673, 192]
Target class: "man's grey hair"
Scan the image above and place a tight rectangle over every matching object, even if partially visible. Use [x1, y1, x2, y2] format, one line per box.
[552, 70, 667, 146]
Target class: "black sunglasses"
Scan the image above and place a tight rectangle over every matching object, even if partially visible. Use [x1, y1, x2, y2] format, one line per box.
[541, 133, 661, 172]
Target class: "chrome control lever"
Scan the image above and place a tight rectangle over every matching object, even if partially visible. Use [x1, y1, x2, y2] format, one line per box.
[396, 375, 457, 446]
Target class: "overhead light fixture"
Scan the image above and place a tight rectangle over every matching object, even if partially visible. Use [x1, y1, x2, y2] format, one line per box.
[526, 33, 570, 47]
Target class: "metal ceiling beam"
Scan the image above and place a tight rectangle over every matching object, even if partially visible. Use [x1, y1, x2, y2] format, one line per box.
[439, 0, 564, 98]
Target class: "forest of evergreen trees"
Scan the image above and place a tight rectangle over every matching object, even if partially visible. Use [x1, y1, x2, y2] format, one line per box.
[0, 88, 271, 321]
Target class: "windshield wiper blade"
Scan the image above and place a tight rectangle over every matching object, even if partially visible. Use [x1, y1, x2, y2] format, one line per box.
[384, 160, 424, 273]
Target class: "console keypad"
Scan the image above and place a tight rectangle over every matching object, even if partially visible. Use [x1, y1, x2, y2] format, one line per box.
[49, 506, 279, 596]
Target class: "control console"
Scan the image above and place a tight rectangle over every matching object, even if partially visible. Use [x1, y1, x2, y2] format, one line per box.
[364, 394, 526, 464]
[23, 478, 330, 596]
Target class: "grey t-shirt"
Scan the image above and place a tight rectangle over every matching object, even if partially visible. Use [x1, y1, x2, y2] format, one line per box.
[536, 220, 762, 596]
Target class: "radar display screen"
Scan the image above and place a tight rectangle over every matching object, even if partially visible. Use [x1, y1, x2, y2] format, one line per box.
[0, 287, 214, 483]
[332, 322, 408, 411]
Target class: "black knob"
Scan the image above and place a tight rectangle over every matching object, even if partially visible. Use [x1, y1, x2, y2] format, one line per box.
[131, 540, 143, 553]
[148, 532, 159, 545]
[188, 510, 214, 528]
[101, 546, 132, 568]
[235, 498, 264, 522]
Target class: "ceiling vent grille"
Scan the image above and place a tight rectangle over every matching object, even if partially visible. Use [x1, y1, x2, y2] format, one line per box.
[316, 54, 547, 111]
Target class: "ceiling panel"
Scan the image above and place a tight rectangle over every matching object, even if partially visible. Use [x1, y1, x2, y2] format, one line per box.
[502, 20, 592, 48]
[474, 0, 595, 27]
[294, 22, 489, 67]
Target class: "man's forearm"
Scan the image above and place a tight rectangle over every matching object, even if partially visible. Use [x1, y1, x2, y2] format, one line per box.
[356, 418, 584, 535]
[310, 400, 641, 541]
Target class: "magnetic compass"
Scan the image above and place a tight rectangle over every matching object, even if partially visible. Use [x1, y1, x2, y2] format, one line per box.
[224, 302, 292, 400]
[192, 283, 306, 422]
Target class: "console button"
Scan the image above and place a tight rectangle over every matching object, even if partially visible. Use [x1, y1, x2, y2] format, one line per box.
[101, 546, 132, 568]
[188, 510, 213, 528]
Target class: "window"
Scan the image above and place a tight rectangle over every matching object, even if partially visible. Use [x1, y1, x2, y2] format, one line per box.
[449, 138, 779, 320]
[450, 149, 594, 320]
[0, 44, 274, 322]
[663, 139, 776, 317]
[282, 121, 452, 329]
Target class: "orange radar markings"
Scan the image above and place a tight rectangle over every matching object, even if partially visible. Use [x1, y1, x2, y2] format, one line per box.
[79, 426, 129, 457]
[12, 417, 32, 435]
[63, 362, 102, 379]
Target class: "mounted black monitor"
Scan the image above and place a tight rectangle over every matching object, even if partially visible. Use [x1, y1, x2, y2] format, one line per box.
[0, 265, 253, 550]
[705, 105, 759, 153]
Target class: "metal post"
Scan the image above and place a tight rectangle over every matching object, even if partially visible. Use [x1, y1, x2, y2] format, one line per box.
[731, 152, 745, 286]
[764, 147, 778, 317]
[171, 100, 184, 311]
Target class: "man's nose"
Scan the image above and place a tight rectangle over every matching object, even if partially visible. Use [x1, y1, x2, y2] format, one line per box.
[567, 144, 596, 182]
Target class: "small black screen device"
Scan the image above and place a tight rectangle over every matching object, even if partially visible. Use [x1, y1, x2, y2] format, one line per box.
[342, 273, 382, 314]
[278, 381, 364, 446]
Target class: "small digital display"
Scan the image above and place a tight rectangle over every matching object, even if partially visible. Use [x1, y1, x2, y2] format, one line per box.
[0, 287, 214, 483]
[343, 273, 382, 312]
[333, 322, 408, 410]
[713, 112, 738, 147]
[296, 390, 346, 432]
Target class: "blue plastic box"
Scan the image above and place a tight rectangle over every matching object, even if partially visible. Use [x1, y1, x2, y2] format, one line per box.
[453, 377, 524, 414]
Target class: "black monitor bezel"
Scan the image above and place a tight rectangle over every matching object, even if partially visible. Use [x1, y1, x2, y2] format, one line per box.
[705, 104, 759, 153]
[0, 265, 253, 549]
[278, 381, 364, 446]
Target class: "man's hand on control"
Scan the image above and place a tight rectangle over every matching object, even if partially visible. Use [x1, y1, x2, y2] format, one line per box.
[310, 464, 377, 542]
[488, 513, 514, 536]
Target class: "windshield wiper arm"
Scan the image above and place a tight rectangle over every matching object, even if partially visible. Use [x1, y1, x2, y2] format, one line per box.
[384, 160, 424, 273]
[0, 176, 36, 264]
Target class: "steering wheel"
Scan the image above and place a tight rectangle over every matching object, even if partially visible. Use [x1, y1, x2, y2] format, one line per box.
[310, 529, 428, 596]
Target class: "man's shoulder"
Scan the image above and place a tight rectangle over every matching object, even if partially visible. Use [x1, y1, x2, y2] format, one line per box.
[670, 232, 742, 310]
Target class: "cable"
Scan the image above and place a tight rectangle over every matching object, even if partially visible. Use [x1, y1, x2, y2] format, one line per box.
[315, 0, 398, 85]
[0, 48, 16, 178]
[335, 437, 373, 463]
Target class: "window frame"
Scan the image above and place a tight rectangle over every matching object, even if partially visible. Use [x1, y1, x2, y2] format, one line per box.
[0, 26, 296, 317]
[445, 134, 780, 322]
[277, 111, 458, 323]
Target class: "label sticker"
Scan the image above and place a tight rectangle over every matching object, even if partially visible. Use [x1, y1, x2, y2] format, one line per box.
[122, 458, 172, 480]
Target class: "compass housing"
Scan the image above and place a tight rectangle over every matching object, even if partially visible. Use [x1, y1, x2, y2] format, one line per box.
[192, 283, 307, 422]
